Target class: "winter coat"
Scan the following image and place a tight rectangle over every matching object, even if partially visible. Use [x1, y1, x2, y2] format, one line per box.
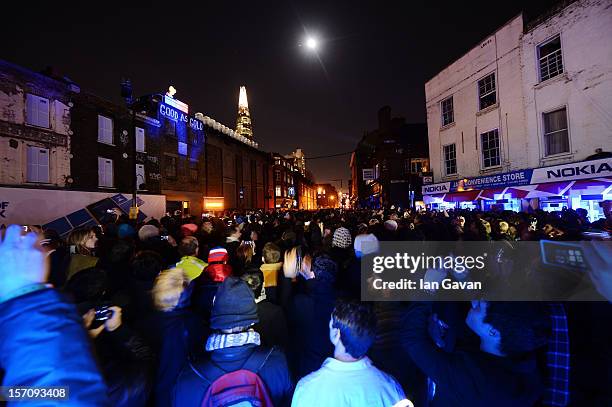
[144, 308, 208, 407]
[255, 300, 289, 350]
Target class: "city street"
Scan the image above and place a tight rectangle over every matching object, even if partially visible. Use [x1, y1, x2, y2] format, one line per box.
[0, 1, 611, 406]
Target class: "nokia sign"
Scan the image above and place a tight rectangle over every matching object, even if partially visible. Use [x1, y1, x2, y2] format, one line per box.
[422, 183, 450, 194]
[531, 158, 612, 184]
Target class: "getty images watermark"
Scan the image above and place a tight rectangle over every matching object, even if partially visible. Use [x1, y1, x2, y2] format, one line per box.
[360, 241, 612, 302]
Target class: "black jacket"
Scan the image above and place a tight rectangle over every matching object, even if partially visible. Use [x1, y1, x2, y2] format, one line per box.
[143, 309, 208, 407]
[287, 279, 336, 380]
[402, 303, 544, 406]
[255, 300, 289, 350]
[173, 343, 294, 407]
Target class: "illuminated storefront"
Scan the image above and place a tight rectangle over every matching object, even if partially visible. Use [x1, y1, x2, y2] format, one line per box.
[423, 158, 612, 220]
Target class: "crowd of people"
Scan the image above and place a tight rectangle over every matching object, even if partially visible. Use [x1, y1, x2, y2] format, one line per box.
[0, 203, 611, 406]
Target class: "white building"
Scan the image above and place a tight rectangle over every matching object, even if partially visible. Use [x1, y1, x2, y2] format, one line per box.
[423, 0, 612, 219]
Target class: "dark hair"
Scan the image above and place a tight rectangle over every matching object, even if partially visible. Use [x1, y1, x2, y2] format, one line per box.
[484, 302, 550, 356]
[240, 269, 264, 298]
[332, 300, 377, 359]
[132, 250, 163, 282]
[65, 267, 109, 304]
[178, 236, 199, 257]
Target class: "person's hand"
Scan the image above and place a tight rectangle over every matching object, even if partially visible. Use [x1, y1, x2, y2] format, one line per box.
[166, 235, 177, 247]
[104, 306, 122, 332]
[283, 248, 298, 279]
[582, 242, 612, 302]
[0, 225, 48, 299]
[82, 309, 104, 338]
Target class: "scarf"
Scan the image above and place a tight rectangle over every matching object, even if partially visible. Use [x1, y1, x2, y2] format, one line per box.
[205, 329, 261, 351]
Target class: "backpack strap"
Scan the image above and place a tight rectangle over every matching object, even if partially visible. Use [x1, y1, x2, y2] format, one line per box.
[188, 355, 227, 385]
[241, 346, 276, 374]
[188, 346, 275, 385]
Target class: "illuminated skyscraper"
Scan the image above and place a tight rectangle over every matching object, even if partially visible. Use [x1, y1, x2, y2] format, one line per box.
[236, 86, 253, 139]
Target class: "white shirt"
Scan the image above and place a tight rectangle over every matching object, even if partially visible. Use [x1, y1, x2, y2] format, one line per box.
[292, 357, 406, 407]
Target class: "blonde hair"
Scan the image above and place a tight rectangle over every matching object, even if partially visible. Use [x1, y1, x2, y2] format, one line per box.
[283, 247, 299, 279]
[152, 268, 188, 312]
[67, 227, 95, 255]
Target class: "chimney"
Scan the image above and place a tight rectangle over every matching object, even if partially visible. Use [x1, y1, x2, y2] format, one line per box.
[378, 106, 391, 130]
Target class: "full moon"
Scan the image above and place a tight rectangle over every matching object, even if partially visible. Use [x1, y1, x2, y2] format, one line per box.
[305, 37, 318, 50]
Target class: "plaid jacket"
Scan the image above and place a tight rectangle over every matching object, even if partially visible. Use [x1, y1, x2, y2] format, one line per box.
[543, 303, 570, 406]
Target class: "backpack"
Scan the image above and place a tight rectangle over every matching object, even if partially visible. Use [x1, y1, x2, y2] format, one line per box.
[189, 347, 276, 407]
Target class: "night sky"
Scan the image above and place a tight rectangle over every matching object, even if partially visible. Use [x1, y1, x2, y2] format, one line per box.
[2, 1, 548, 191]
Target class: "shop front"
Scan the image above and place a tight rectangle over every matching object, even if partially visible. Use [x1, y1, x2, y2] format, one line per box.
[422, 158, 612, 219]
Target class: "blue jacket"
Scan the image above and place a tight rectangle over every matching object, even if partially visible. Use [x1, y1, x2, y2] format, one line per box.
[0, 288, 109, 406]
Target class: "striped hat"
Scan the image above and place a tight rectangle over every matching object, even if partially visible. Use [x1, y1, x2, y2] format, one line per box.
[208, 247, 229, 264]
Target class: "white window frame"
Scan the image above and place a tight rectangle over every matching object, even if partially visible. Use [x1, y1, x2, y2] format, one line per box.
[98, 157, 114, 188]
[26, 146, 50, 183]
[97, 115, 114, 145]
[537, 34, 564, 83]
[477, 73, 497, 111]
[443, 144, 457, 176]
[542, 105, 571, 157]
[135, 127, 146, 152]
[480, 128, 501, 169]
[441, 96, 454, 126]
[26, 94, 50, 128]
[275, 186, 281, 197]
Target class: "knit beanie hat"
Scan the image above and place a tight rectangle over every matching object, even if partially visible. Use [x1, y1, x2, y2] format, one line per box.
[332, 227, 352, 249]
[208, 247, 229, 263]
[210, 277, 259, 330]
[384, 219, 398, 231]
[354, 233, 380, 258]
[117, 223, 136, 239]
[181, 223, 198, 236]
[138, 225, 160, 241]
[311, 255, 338, 285]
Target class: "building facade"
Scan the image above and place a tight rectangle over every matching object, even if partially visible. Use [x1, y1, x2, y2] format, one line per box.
[315, 183, 339, 209]
[423, 0, 612, 219]
[350, 107, 429, 209]
[0, 61, 76, 189]
[272, 153, 296, 209]
[71, 92, 163, 196]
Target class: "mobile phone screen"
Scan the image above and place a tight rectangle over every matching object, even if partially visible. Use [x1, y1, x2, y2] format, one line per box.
[540, 241, 590, 272]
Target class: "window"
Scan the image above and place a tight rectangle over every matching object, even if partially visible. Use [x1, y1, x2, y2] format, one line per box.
[164, 120, 176, 136]
[26, 94, 50, 128]
[97, 115, 113, 144]
[411, 159, 427, 174]
[478, 73, 496, 110]
[543, 108, 569, 156]
[443, 144, 457, 175]
[275, 186, 281, 197]
[26, 147, 49, 183]
[178, 141, 187, 156]
[164, 155, 177, 178]
[441, 96, 454, 126]
[98, 157, 114, 187]
[189, 160, 199, 183]
[275, 170, 281, 182]
[135, 127, 145, 152]
[538, 35, 563, 82]
[136, 164, 145, 190]
[481, 129, 501, 168]
[404, 159, 411, 175]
